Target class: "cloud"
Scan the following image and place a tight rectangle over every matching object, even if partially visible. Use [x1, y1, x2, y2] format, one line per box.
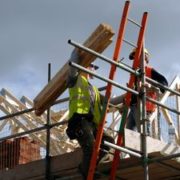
[0, 0, 179, 100]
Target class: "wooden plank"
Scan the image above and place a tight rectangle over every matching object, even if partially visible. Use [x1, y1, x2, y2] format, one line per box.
[34, 23, 114, 116]
[118, 166, 178, 180]
[115, 154, 180, 180]
[98, 153, 180, 179]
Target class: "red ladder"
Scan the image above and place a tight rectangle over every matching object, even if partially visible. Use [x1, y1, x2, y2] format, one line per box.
[109, 11, 148, 180]
[87, 1, 130, 179]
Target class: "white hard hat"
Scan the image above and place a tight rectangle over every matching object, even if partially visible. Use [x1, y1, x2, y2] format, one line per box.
[129, 48, 150, 62]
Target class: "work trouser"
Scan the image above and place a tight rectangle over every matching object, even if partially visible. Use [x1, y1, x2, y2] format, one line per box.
[67, 113, 114, 179]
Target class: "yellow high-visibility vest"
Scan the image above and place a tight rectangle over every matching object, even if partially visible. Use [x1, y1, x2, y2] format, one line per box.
[69, 75, 102, 126]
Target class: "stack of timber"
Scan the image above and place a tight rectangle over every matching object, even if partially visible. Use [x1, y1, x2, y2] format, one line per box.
[34, 23, 114, 116]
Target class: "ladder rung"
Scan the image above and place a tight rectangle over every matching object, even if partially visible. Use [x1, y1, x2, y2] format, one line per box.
[123, 39, 137, 48]
[128, 17, 141, 27]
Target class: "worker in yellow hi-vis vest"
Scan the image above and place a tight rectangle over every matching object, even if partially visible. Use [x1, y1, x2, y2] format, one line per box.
[66, 49, 114, 179]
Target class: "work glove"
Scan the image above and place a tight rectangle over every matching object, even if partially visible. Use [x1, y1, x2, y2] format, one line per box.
[67, 49, 80, 88]
[70, 49, 80, 63]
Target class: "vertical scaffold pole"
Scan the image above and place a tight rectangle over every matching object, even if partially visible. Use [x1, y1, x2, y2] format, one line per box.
[87, 1, 130, 180]
[140, 44, 149, 180]
[46, 63, 51, 180]
[110, 12, 148, 180]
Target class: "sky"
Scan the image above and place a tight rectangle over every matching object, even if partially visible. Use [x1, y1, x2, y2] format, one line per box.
[0, 0, 180, 101]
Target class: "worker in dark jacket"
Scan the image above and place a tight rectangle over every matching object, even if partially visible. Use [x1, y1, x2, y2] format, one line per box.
[126, 48, 168, 136]
[66, 49, 114, 179]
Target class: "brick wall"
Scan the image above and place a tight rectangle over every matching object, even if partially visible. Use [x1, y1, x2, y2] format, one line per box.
[0, 137, 41, 170]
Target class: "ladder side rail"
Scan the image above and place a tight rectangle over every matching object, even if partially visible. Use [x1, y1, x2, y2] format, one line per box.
[125, 12, 148, 107]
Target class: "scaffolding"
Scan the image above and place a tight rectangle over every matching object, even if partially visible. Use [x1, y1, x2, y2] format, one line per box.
[0, 1, 180, 180]
[68, 1, 180, 179]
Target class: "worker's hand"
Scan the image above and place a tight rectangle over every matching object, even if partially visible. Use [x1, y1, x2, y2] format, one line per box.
[70, 49, 80, 63]
[139, 82, 151, 89]
[144, 83, 151, 89]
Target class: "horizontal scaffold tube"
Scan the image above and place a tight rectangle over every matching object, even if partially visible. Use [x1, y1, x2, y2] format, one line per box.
[0, 120, 68, 141]
[146, 96, 180, 115]
[70, 62, 180, 115]
[104, 141, 142, 158]
[68, 39, 138, 76]
[69, 61, 139, 96]
[0, 108, 34, 121]
[146, 76, 180, 97]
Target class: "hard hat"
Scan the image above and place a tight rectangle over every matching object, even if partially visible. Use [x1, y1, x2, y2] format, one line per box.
[129, 48, 150, 61]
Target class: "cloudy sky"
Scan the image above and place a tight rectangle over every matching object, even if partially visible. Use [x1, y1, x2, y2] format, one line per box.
[0, 0, 180, 101]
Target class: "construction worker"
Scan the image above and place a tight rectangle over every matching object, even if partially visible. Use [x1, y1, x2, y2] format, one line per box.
[126, 48, 168, 136]
[66, 49, 114, 179]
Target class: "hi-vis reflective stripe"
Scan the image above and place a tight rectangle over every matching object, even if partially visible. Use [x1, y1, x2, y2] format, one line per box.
[69, 95, 89, 102]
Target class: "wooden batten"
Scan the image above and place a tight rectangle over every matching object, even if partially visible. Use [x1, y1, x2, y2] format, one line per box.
[34, 23, 114, 116]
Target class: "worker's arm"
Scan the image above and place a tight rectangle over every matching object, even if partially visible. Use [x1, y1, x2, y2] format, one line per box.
[109, 94, 126, 105]
[99, 93, 125, 113]
[99, 93, 126, 105]
[151, 68, 168, 93]
[66, 49, 80, 88]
